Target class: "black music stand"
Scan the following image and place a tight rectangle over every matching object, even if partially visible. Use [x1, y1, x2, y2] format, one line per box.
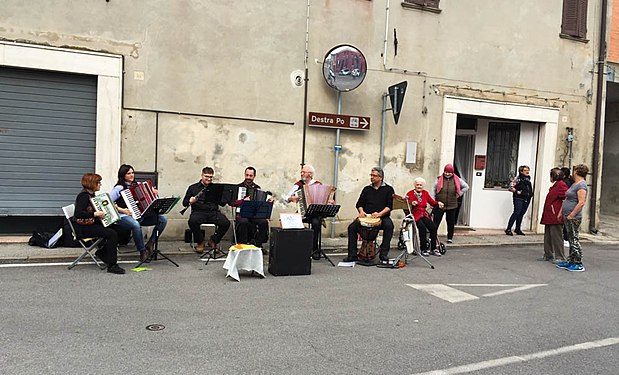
[239, 200, 273, 219]
[305, 204, 340, 266]
[135, 197, 180, 268]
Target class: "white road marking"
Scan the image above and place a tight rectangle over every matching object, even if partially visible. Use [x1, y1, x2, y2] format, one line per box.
[412, 337, 619, 375]
[407, 283, 547, 303]
[447, 283, 547, 297]
[406, 284, 479, 303]
[0, 260, 137, 268]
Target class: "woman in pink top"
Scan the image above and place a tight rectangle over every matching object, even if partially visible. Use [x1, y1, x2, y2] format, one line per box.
[406, 177, 444, 256]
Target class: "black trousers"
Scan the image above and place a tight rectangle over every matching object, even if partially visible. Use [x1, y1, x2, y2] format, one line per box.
[75, 223, 118, 266]
[303, 216, 322, 251]
[188, 211, 230, 244]
[416, 216, 437, 251]
[432, 207, 457, 240]
[235, 217, 269, 244]
[347, 217, 394, 258]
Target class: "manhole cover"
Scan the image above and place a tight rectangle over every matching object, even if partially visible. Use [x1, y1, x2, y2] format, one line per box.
[146, 324, 165, 331]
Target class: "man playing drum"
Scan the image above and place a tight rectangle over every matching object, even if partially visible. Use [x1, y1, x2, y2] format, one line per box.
[343, 167, 395, 263]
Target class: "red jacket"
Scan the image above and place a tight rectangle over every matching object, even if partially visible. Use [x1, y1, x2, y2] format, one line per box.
[540, 180, 568, 225]
[406, 189, 439, 221]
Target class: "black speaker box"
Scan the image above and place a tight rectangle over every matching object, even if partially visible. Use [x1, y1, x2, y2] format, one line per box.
[268, 228, 312, 276]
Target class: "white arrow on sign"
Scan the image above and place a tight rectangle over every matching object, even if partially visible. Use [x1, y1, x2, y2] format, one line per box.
[406, 283, 547, 303]
[360, 118, 369, 128]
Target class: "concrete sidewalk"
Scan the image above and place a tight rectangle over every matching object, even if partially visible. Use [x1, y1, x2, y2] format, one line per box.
[2, 220, 617, 263]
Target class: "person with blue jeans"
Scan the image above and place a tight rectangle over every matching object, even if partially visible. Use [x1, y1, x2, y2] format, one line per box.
[110, 164, 167, 262]
[505, 165, 533, 236]
[556, 164, 589, 272]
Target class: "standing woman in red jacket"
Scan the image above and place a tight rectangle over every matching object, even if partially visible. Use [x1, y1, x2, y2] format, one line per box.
[539, 168, 568, 262]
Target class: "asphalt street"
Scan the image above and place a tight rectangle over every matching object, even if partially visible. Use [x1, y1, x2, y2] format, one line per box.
[1, 243, 618, 375]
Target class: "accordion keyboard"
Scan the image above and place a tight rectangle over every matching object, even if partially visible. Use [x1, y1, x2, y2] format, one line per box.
[121, 189, 142, 220]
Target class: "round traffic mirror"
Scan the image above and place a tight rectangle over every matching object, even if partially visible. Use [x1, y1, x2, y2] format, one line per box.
[322, 44, 367, 92]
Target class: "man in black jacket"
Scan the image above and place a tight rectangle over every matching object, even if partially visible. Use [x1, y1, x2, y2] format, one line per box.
[183, 166, 230, 253]
[234, 166, 269, 246]
[343, 167, 395, 263]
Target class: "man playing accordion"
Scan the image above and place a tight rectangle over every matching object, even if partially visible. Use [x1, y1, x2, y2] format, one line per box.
[344, 167, 395, 264]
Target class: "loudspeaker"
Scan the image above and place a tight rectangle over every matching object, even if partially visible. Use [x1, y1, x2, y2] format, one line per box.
[268, 228, 312, 276]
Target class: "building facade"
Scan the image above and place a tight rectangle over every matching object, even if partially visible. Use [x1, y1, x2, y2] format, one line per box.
[0, 0, 607, 238]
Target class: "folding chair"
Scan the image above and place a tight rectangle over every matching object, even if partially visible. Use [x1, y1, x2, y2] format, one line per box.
[62, 204, 106, 270]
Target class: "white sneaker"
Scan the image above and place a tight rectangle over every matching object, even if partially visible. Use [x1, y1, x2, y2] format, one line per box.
[563, 241, 569, 247]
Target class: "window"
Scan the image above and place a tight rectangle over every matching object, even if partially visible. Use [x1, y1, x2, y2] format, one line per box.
[561, 0, 588, 40]
[402, 0, 441, 13]
[484, 123, 520, 189]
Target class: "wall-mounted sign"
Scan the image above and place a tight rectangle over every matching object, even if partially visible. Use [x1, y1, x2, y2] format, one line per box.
[475, 155, 486, 170]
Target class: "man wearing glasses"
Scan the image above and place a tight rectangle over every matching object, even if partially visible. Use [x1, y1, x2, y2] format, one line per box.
[343, 167, 395, 263]
[284, 164, 324, 259]
[183, 166, 230, 253]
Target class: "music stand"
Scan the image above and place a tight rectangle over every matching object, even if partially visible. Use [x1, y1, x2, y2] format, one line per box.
[305, 204, 340, 266]
[239, 200, 273, 219]
[136, 197, 180, 268]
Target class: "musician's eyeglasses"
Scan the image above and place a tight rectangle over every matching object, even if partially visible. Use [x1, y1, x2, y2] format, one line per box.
[204, 175, 213, 179]
[369, 174, 381, 177]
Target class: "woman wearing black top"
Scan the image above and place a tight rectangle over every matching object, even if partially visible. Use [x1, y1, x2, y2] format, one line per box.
[505, 165, 533, 236]
[74, 173, 124, 274]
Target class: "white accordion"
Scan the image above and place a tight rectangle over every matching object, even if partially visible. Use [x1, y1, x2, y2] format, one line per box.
[91, 193, 121, 227]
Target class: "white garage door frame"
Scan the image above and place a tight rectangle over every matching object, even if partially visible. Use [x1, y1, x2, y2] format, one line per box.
[0, 41, 122, 192]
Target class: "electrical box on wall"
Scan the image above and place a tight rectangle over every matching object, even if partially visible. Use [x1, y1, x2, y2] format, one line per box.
[406, 142, 417, 164]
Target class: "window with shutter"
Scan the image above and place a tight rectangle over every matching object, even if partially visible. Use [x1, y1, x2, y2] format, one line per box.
[484, 123, 520, 189]
[402, 0, 441, 13]
[561, 0, 588, 40]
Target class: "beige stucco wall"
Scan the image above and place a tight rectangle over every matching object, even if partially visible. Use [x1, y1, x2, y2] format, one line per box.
[0, 0, 602, 237]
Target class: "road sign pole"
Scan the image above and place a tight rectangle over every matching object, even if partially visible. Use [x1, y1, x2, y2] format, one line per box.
[331, 92, 342, 238]
[380, 92, 387, 168]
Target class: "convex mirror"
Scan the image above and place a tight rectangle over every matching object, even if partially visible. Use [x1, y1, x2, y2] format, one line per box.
[322, 44, 367, 92]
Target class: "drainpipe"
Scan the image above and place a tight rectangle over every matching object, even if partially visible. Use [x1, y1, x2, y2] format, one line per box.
[590, 0, 609, 234]
[301, 0, 311, 166]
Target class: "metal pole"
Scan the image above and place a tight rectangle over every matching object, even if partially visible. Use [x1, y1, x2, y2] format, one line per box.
[331, 92, 342, 238]
[380, 93, 387, 168]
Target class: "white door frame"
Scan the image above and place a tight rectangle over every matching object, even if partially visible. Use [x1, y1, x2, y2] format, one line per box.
[440, 96, 559, 233]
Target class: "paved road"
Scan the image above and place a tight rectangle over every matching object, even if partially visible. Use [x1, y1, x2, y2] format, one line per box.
[1, 244, 618, 374]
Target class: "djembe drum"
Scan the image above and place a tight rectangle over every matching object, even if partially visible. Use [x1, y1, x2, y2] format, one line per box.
[357, 217, 382, 262]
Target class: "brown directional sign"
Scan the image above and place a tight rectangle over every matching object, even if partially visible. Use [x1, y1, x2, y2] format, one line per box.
[308, 112, 371, 131]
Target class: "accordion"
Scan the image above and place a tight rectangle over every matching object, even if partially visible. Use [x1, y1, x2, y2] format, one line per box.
[120, 181, 158, 220]
[237, 186, 271, 201]
[91, 193, 121, 227]
[297, 184, 335, 218]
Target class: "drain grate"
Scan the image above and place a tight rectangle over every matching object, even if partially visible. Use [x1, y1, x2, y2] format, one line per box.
[146, 324, 165, 331]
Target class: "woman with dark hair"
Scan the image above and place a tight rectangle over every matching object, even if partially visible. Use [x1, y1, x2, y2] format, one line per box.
[74, 173, 124, 274]
[539, 168, 568, 262]
[556, 164, 589, 272]
[505, 165, 533, 236]
[110, 164, 167, 262]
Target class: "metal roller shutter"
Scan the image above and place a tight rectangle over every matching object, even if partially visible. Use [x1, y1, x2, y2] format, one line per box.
[0, 67, 97, 216]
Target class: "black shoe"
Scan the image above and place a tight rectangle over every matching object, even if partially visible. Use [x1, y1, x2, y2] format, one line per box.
[342, 256, 358, 262]
[107, 264, 125, 274]
[504, 229, 513, 236]
[515, 230, 525, 235]
[139, 250, 150, 263]
[379, 255, 389, 262]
